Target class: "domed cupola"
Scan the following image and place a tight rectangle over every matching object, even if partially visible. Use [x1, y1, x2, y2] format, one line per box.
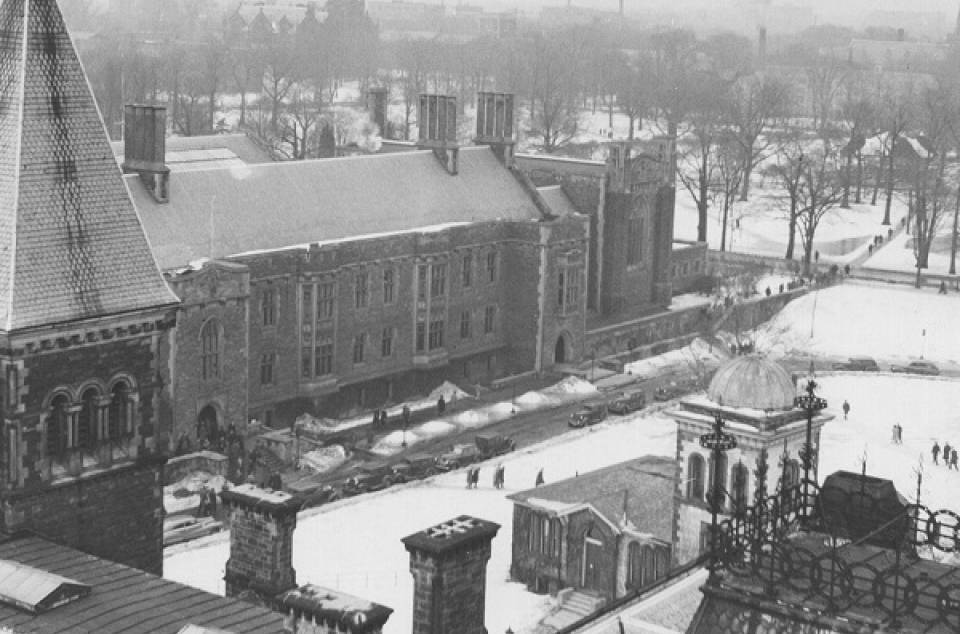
[707, 355, 796, 411]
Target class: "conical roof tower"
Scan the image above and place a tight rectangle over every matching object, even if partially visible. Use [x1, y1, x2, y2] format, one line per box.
[0, 0, 177, 332]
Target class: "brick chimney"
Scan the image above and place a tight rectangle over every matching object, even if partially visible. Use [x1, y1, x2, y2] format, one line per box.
[121, 104, 170, 203]
[366, 87, 389, 138]
[402, 515, 500, 634]
[475, 92, 515, 167]
[417, 94, 459, 175]
[220, 484, 300, 603]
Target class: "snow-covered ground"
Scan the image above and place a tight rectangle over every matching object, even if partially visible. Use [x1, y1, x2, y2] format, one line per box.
[754, 280, 960, 366]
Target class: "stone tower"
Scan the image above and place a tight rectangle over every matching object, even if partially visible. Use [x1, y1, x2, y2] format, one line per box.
[671, 356, 832, 565]
[402, 515, 500, 634]
[221, 484, 300, 602]
[0, 0, 179, 575]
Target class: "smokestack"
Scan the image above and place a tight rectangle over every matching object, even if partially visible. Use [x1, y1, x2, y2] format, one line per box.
[122, 104, 170, 203]
[758, 26, 767, 66]
[475, 92, 515, 166]
[417, 94, 459, 175]
[366, 87, 389, 139]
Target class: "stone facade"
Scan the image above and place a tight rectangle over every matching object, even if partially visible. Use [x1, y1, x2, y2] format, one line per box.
[402, 516, 499, 634]
[221, 484, 301, 601]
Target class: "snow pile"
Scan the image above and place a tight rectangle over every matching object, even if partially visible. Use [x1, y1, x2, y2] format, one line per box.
[295, 412, 366, 437]
[370, 430, 423, 454]
[542, 376, 598, 396]
[753, 282, 960, 363]
[624, 337, 729, 379]
[516, 391, 551, 406]
[164, 472, 227, 515]
[300, 446, 348, 474]
[419, 421, 457, 435]
[427, 381, 470, 402]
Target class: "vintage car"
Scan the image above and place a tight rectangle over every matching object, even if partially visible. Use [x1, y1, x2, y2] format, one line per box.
[435, 443, 482, 471]
[607, 388, 647, 415]
[475, 434, 516, 459]
[396, 453, 440, 479]
[341, 461, 406, 496]
[890, 360, 940, 376]
[163, 515, 224, 547]
[568, 403, 608, 428]
[831, 357, 880, 372]
[298, 482, 344, 510]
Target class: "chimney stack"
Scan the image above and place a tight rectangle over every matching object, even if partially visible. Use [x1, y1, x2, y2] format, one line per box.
[417, 94, 459, 175]
[475, 92, 515, 167]
[121, 104, 170, 203]
[366, 87, 389, 138]
[757, 26, 767, 66]
[221, 484, 300, 603]
[402, 515, 499, 634]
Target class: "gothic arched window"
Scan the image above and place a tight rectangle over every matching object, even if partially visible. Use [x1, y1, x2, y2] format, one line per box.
[109, 381, 132, 439]
[200, 319, 221, 380]
[78, 388, 99, 451]
[47, 394, 70, 458]
[687, 453, 706, 500]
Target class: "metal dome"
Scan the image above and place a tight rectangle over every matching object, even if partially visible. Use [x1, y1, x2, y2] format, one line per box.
[707, 355, 797, 410]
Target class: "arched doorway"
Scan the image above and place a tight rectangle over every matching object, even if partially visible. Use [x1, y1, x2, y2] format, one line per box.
[554, 335, 567, 364]
[197, 405, 220, 447]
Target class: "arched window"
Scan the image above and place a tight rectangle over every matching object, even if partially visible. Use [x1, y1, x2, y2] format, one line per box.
[687, 453, 706, 500]
[731, 462, 750, 512]
[109, 381, 131, 439]
[77, 388, 99, 451]
[200, 320, 221, 380]
[47, 394, 69, 458]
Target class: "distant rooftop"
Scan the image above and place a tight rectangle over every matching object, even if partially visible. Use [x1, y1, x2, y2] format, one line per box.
[110, 133, 274, 170]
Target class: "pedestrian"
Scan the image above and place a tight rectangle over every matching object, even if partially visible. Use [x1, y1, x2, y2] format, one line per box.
[944, 443, 952, 467]
[891, 424, 898, 444]
[466, 468, 473, 489]
[939, 281, 948, 295]
[196, 487, 208, 517]
[206, 487, 218, 517]
[402, 405, 411, 427]
[933, 441, 941, 465]
[844, 264, 850, 276]
[778, 283, 784, 294]
[815, 250, 820, 262]
[472, 468, 480, 489]
[535, 468, 544, 487]
[765, 286, 771, 297]
[372, 409, 380, 427]
[268, 472, 282, 491]
[951, 449, 959, 470]
[618, 616, 626, 634]
[868, 244, 873, 255]
[896, 423, 903, 444]
[437, 395, 446, 415]
[842, 400, 850, 420]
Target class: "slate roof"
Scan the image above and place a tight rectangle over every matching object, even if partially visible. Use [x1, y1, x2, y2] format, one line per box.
[129, 146, 546, 270]
[508, 456, 676, 540]
[0, 534, 283, 633]
[537, 185, 579, 217]
[0, 0, 178, 331]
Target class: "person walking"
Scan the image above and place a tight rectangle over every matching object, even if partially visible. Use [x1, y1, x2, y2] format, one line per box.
[437, 395, 446, 415]
[944, 443, 953, 467]
[372, 409, 380, 428]
[466, 468, 473, 489]
[472, 467, 480, 489]
[842, 400, 850, 420]
[951, 449, 959, 471]
[891, 424, 898, 444]
[933, 441, 941, 465]
[896, 424, 903, 444]
[535, 468, 544, 487]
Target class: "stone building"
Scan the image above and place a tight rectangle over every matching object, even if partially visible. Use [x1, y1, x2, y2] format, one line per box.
[508, 456, 675, 602]
[0, 0, 178, 574]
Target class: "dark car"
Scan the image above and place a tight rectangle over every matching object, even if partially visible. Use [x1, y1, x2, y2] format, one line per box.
[832, 357, 880, 371]
[436, 443, 482, 471]
[475, 434, 516, 459]
[341, 461, 402, 496]
[654, 385, 682, 401]
[569, 403, 608, 428]
[890, 360, 940, 376]
[397, 453, 440, 479]
[607, 388, 647, 415]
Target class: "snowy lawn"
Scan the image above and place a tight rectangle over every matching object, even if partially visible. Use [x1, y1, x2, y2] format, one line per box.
[754, 280, 960, 366]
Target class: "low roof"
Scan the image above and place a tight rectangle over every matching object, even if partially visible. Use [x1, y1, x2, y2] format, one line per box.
[0, 534, 283, 633]
[508, 456, 676, 540]
[130, 146, 545, 270]
[537, 185, 579, 217]
[111, 134, 274, 168]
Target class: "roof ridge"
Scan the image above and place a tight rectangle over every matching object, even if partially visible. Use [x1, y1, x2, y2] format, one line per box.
[3, 0, 28, 332]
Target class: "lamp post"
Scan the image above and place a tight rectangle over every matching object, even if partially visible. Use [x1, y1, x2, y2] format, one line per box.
[700, 413, 737, 580]
[794, 379, 827, 527]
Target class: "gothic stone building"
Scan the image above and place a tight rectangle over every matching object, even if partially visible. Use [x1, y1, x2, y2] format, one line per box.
[0, 0, 178, 574]
[121, 93, 678, 445]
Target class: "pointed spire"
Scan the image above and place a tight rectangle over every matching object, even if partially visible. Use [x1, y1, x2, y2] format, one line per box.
[0, 0, 177, 331]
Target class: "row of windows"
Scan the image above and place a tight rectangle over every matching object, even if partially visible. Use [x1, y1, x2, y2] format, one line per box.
[557, 266, 582, 314]
[527, 514, 562, 558]
[626, 543, 670, 590]
[686, 452, 800, 511]
[46, 383, 134, 459]
[259, 252, 501, 328]
[416, 307, 497, 353]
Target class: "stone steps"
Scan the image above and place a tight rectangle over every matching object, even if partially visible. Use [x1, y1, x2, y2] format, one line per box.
[540, 590, 605, 630]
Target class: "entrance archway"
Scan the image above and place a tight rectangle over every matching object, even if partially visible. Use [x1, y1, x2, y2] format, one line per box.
[197, 405, 220, 446]
[554, 335, 567, 364]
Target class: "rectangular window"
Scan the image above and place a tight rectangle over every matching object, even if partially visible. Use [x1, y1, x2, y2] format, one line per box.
[430, 263, 447, 298]
[627, 217, 644, 265]
[416, 320, 426, 352]
[460, 310, 471, 339]
[317, 281, 335, 320]
[383, 268, 395, 304]
[462, 253, 473, 288]
[564, 266, 581, 311]
[354, 273, 369, 309]
[301, 346, 312, 378]
[260, 353, 276, 385]
[261, 287, 277, 326]
[428, 319, 444, 350]
[486, 251, 498, 283]
[316, 340, 333, 376]
[484, 305, 496, 334]
[381, 327, 394, 358]
[301, 285, 313, 325]
[557, 270, 565, 308]
[417, 264, 428, 301]
[352, 333, 366, 364]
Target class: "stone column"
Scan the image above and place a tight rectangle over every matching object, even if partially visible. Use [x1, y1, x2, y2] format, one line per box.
[402, 515, 500, 634]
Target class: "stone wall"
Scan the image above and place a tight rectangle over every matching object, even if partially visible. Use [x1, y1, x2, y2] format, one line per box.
[509, 505, 565, 594]
[164, 450, 228, 485]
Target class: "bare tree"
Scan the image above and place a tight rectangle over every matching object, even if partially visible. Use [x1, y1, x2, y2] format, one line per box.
[714, 137, 746, 252]
[527, 31, 585, 153]
[795, 148, 845, 274]
[728, 73, 791, 201]
[876, 85, 914, 225]
[837, 89, 877, 207]
[768, 138, 807, 260]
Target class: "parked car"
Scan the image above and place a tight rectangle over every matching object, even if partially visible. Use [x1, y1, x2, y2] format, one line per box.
[475, 433, 516, 459]
[435, 443, 482, 471]
[569, 403, 608, 428]
[298, 483, 343, 510]
[654, 384, 683, 401]
[890, 360, 940, 376]
[341, 461, 403, 496]
[163, 515, 224, 547]
[607, 388, 647, 415]
[397, 453, 440, 479]
[832, 357, 880, 371]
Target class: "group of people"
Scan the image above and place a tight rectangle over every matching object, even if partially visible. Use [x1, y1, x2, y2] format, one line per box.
[464, 464, 508, 489]
[890, 423, 903, 444]
[932, 441, 960, 469]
